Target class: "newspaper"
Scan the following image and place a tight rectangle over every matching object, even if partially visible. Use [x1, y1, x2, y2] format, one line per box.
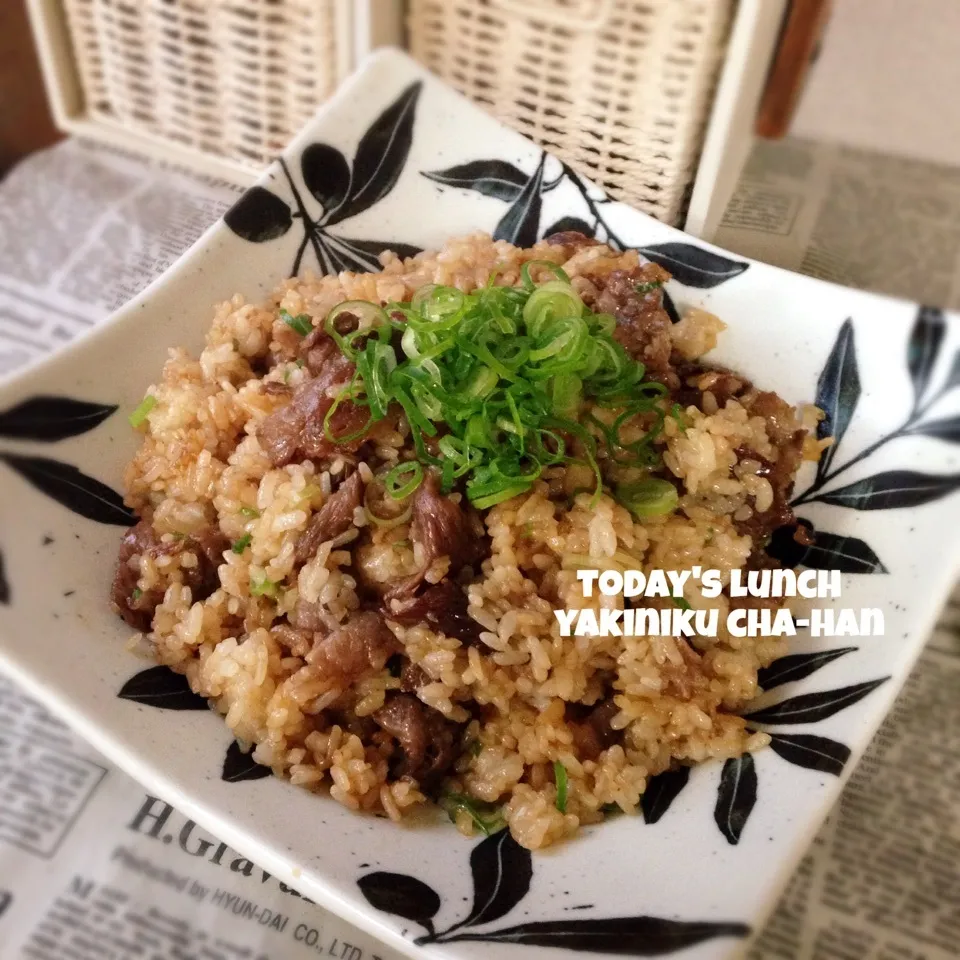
[0, 136, 957, 959]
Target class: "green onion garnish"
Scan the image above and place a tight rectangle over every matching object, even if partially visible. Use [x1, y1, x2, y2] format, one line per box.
[554, 761, 568, 813]
[616, 478, 678, 518]
[131, 587, 142, 602]
[280, 309, 313, 336]
[439, 792, 505, 836]
[672, 596, 692, 612]
[313, 271, 674, 510]
[128, 395, 156, 428]
[250, 574, 277, 597]
[232, 533, 252, 554]
[635, 280, 664, 295]
[239, 506, 260, 518]
[384, 461, 423, 500]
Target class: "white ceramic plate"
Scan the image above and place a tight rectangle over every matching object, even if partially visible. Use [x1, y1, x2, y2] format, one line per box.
[2, 50, 960, 960]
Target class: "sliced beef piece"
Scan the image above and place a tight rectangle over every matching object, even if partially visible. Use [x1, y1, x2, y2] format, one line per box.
[112, 519, 166, 630]
[294, 471, 364, 563]
[733, 391, 806, 546]
[388, 580, 484, 646]
[373, 693, 460, 790]
[541, 230, 600, 257]
[289, 597, 328, 633]
[258, 348, 368, 466]
[186, 528, 229, 601]
[399, 660, 429, 693]
[587, 264, 675, 381]
[568, 698, 621, 762]
[305, 611, 398, 687]
[298, 327, 339, 377]
[386, 472, 488, 600]
[272, 623, 313, 658]
[662, 640, 710, 699]
[112, 519, 226, 631]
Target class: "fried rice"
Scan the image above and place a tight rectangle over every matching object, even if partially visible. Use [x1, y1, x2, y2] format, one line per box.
[112, 231, 825, 850]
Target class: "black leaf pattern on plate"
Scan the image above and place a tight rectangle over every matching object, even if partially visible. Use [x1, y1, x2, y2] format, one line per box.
[459, 829, 532, 929]
[0, 891, 9, 920]
[423, 159, 529, 202]
[714, 754, 757, 845]
[641, 767, 690, 824]
[331, 81, 422, 223]
[0, 396, 117, 442]
[768, 522, 888, 574]
[494, 154, 546, 247]
[224, 186, 293, 243]
[447, 916, 751, 953]
[768, 733, 850, 776]
[757, 647, 858, 690]
[815, 470, 960, 510]
[661, 290, 681, 324]
[321, 235, 423, 274]
[300, 143, 352, 214]
[226, 84, 422, 277]
[744, 677, 888, 725]
[942, 349, 960, 393]
[794, 305, 960, 523]
[813, 318, 860, 481]
[0, 453, 135, 525]
[360, 832, 751, 951]
[906, 305, 945, 409]
[638, 243, 749, 288]
[0, 548, 9, 604]
[542, 215, 596, 239]
[908, 414, 960, 443]
[357, 872, 441, 936]
[222, 740, 272, 782]
[118, 666, 209, 710]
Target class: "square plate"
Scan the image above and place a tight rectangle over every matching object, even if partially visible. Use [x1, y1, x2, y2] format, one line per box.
[2, 49, 960, 960]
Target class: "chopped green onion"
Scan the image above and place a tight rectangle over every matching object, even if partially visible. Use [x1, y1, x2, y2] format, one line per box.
[384, 461, 423, 500]
[232, 533, 252, 554]
[520, 259, 570, 290]
[616, 478, 679, 518]
[310, 270, 671, 509]
[439, 792, 505, 836]
[131, 587, 142, 602]
[673, 596, 692, 612]
[250, 574, 278, 597]
[128, 395, 157, 428]
[280, 309, 313, 336]
[635, 280, 664, 295]
[553, 761, 568, 813]
[364, 483, 413, 529]
[670, 402, 688, 434]
[239, 506, 260, 518]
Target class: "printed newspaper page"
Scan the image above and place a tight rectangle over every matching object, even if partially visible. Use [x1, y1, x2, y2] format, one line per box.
[0, 136, 957, 959]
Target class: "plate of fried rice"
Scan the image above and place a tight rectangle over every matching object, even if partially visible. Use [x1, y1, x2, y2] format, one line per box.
[2, 50, 960, 960]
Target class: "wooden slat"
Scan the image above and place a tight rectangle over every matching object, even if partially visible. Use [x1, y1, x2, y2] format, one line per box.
[756, 0, 833, 139]
[0, 0, 61, 177]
